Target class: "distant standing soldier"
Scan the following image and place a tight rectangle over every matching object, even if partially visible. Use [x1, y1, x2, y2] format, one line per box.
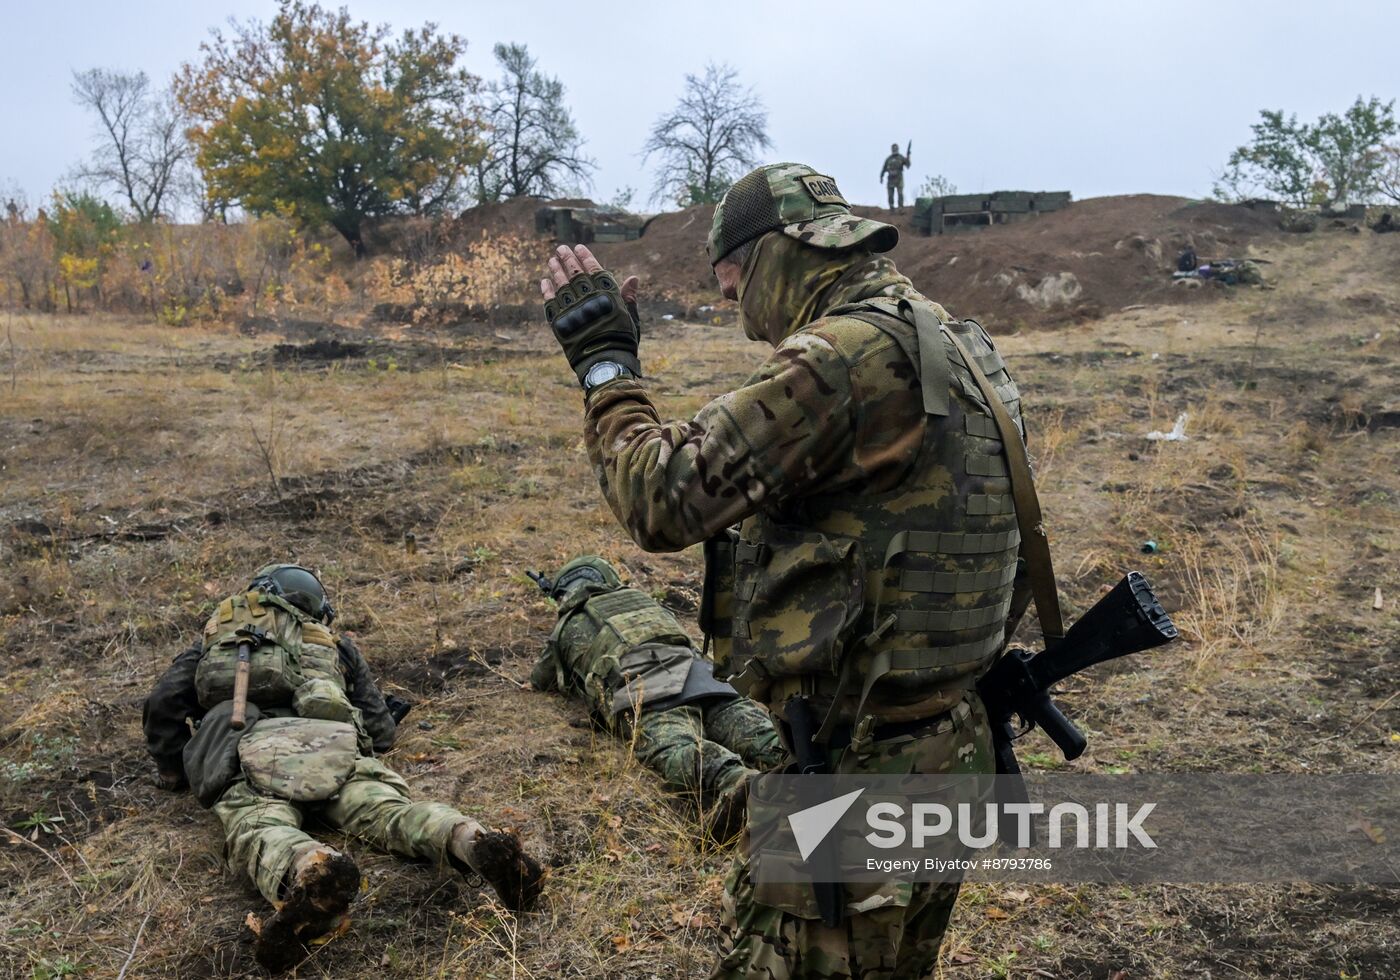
[880, 141, 911, 208]
[143, 563, 543, 972]
[530, 556, 787, 840]
[539, 162, 1024, 977]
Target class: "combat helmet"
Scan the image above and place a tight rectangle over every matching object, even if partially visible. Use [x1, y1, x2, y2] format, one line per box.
[550, 555, 622, 600]
[707, 162, 898, 266]
[249, 563, 335, 623]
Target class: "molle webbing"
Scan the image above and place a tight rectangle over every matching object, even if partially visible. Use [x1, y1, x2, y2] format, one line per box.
[894, 598, 1014, 633]
[882, 633, 1006, 673]
[885, 528, 1020, 558]
[965, 413, 1022, 441]
[944, 327, 1065, 643]
[965, 454, 1010, 478]
[967, 494, 1015, 517]
[898, 560, 1019, 594]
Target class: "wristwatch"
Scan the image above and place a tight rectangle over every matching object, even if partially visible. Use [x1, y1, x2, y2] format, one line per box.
[582, 360, 634, 391]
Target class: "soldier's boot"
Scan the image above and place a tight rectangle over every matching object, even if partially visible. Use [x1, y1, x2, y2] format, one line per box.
[449, 823, 545, 912]
[254, 845, 360, 973]
[704, 769, 755, 845]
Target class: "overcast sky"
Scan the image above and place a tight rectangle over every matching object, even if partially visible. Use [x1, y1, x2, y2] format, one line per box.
[3, 1, 1398, 210]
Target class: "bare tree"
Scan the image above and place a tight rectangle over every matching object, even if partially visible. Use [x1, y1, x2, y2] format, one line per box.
[473, 43, 593, 203]
[1377, 144, 1400, 205]
[642, 63, 771, 207]
[72, 68, 188, 222]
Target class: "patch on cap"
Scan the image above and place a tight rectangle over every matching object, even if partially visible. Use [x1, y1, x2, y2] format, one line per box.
[799, 174, 847, 207]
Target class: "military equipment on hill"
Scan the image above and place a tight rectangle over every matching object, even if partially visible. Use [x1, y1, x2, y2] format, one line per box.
[977, 571, 1178, 798]
[535, 205, 655, 244]
[913, 190, 1073, 234]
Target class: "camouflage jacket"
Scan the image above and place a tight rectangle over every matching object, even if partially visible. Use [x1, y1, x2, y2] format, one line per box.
[881, 153, 909, 181]
[142, 635, 396, 795]
[584, 249, 948, 554]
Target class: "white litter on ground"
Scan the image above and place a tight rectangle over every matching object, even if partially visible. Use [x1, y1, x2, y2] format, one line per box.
[1146, 412, 1189, 442]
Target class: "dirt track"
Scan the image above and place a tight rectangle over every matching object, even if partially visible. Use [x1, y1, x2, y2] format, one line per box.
[1, 204, 1398, 977]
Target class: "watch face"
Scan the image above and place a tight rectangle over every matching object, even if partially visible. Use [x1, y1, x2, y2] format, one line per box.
[585, 361, 624, 388]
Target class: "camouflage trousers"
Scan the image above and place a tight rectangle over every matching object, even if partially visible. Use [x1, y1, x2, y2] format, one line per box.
[711, 693, 993, 979]
[626, 697, 788, 800]
[886, 178, 905, 210]
[212, 756, 479, 904]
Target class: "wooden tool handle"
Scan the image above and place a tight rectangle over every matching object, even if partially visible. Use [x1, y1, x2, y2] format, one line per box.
[230, 642, 252, 730]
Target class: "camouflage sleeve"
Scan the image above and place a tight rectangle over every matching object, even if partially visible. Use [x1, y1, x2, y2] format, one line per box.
[141, 642, 206, 773]
[530, 648, 559, 691]
[583, 332, 857, 552]
[337, 637, 397, 753]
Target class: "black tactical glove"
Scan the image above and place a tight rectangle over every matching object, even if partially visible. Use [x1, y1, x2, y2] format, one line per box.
[544, 268, 640, 386]
[385, 694, 413, 724]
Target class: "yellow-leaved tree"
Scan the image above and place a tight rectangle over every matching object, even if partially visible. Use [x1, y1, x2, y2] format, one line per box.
[175, 1, 484, 257]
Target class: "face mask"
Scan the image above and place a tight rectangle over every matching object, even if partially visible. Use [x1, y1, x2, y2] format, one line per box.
[736, 233, 859, 346]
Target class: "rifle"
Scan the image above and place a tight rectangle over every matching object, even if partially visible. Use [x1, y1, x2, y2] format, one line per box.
[525, 570, 554, 595]
[785, 696, 844, 928]
[906, 140, 912, 166]
[229, 624, 268, 731]
[976, 571, 1178, 799]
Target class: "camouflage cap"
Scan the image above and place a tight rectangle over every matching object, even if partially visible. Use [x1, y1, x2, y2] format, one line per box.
[707, 162, 898, 265]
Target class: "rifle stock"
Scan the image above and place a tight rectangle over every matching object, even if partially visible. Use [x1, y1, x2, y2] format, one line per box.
[978, 571, 1177, 767]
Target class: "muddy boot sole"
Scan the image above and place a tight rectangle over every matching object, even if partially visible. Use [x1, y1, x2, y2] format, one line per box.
[469, 830, 544, 912]
[254, 851, 360, 973]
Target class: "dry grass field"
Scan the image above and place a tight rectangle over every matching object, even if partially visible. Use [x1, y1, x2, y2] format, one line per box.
[1, 216, 1398, 978]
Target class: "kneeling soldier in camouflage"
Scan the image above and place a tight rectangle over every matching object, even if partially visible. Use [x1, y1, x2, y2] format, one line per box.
[143, 563, 544, 972]
[531, 556, 786, 840]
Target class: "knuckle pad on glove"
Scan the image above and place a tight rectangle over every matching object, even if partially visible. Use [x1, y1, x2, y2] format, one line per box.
[556, 294, 615, 338]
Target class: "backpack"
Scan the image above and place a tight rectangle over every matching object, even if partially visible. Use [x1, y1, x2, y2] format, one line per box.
[196, 590, 357, 727]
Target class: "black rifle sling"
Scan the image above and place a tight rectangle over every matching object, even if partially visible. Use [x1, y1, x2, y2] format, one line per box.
[943, 326, 1066, 647]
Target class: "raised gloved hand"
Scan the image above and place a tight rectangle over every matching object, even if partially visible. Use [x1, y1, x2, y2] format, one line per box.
[540, 244, 641, 387]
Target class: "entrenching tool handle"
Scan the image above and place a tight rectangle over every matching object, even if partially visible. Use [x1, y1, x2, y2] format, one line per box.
[230, 640, 252, 731]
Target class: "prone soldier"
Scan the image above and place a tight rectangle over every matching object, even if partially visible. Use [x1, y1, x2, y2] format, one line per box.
[142, 563, 544, 972]
[530, 555, 787, 840]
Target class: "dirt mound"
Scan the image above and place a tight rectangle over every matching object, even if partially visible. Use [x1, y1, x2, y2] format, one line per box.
[867, 195, 1283, 327]
[464, 193, 1286, 329]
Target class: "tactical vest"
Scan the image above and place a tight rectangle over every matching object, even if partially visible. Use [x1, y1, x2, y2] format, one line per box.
[196, 590, 358, 728]
[543, 583, 703, 718]
[708, 299, 1024, 722]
